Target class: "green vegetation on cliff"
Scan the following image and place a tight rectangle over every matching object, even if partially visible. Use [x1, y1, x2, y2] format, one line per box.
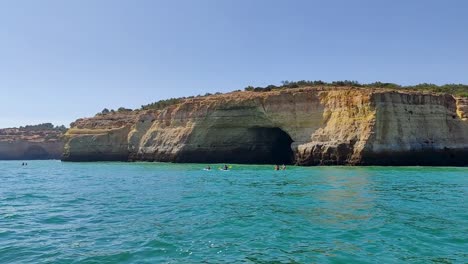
[244, 80, 468, 97]
[95, 81, 468, 113]
[140, 98, 185, 110]
[140, 92, 223, 110]
[18, 123, 67, 131]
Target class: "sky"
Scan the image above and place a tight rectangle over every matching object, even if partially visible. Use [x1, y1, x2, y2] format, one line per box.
[0, 0, 467, 128]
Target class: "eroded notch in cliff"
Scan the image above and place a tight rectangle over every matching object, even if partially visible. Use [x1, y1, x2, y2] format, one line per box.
[24, 145, 50, 159]
[247, 127, 294, 164]
[176, 126, 295, 164]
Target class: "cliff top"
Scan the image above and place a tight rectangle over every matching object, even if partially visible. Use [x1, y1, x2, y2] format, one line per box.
[68, 85, 466, 131]
[0, 123, 66, 143]
[138, 81, 467, 110]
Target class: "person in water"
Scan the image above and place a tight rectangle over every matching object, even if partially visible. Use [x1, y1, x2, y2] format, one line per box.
[223, 164, 229, 170]
[205, 165, 211, 170]
[281, 164, 286, 170]
[274, 165, 280, 171]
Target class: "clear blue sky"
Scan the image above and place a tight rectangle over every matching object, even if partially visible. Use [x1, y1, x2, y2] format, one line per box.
[0, 0, 467, 128]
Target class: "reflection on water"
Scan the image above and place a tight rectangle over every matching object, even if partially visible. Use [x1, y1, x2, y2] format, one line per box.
[295, 167, 376, 228]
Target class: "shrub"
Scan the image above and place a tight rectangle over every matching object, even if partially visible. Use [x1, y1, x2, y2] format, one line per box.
[244, 86, 254, 91]
[141, 98, 184, 110]
[117, 107, 132, 112]
[18, 123, 66, 131]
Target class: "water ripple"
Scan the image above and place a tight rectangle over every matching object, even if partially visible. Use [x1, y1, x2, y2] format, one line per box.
[0, 161, 466, 263]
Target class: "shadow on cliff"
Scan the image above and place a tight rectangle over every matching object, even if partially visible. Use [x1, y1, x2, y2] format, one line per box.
[176, 126, 295, 164]
[23, 145, 51, 159]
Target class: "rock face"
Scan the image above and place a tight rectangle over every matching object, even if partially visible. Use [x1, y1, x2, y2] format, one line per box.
[0, 127, 64, 160]
[62, 87, 468, 166]
[63, 113, 134, 161]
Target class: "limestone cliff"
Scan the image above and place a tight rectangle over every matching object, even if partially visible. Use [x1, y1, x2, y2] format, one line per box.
[62, 87, 468, 166]
[0, 127, 64, 160]
[62, 113, 135, 161]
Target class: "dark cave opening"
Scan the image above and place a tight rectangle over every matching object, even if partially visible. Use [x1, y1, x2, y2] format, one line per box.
[24, 145, 49, 159]
[245, 127, 294, 164]
[177, 126, 295, 164]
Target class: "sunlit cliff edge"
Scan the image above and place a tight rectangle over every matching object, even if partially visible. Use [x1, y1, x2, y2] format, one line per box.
[61, 87, 468, 166]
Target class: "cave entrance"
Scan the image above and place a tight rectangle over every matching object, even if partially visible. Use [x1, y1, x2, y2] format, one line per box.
[24, 145, 49, 159]
[177, 126, 295, 164]
[247, 127, 294, 164]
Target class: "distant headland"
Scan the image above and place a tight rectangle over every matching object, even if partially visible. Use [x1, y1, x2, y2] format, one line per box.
[0, 123, 65, 160]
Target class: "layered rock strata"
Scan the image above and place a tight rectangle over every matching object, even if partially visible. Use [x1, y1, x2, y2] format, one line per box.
[0, 128, 64, 160]
[62, 87, 468, 166]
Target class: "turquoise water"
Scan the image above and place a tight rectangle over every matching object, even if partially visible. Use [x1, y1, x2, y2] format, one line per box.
[0, 161, 466, 263]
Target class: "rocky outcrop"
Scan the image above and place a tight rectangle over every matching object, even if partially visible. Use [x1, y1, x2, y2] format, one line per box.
[456, 97, 468, 120]
[62, 87, 468, 166]
[0, 127, 64, 160]
[62, 113, 135, 161]
[358, 93, 468, 165]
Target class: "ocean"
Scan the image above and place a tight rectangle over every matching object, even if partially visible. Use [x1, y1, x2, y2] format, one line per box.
[0, 161, 466, 263]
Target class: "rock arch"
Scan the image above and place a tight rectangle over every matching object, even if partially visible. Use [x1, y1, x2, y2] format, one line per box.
[176, 125, 295, 164]
[24, 145, 49, 159]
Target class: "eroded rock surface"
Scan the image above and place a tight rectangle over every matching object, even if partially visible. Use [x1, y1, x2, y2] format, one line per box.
[0, 127, 64, 160]
[62, 87, 468, 165]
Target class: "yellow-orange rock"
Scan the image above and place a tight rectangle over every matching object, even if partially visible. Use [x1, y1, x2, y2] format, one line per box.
[62, 87, 468, 165]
